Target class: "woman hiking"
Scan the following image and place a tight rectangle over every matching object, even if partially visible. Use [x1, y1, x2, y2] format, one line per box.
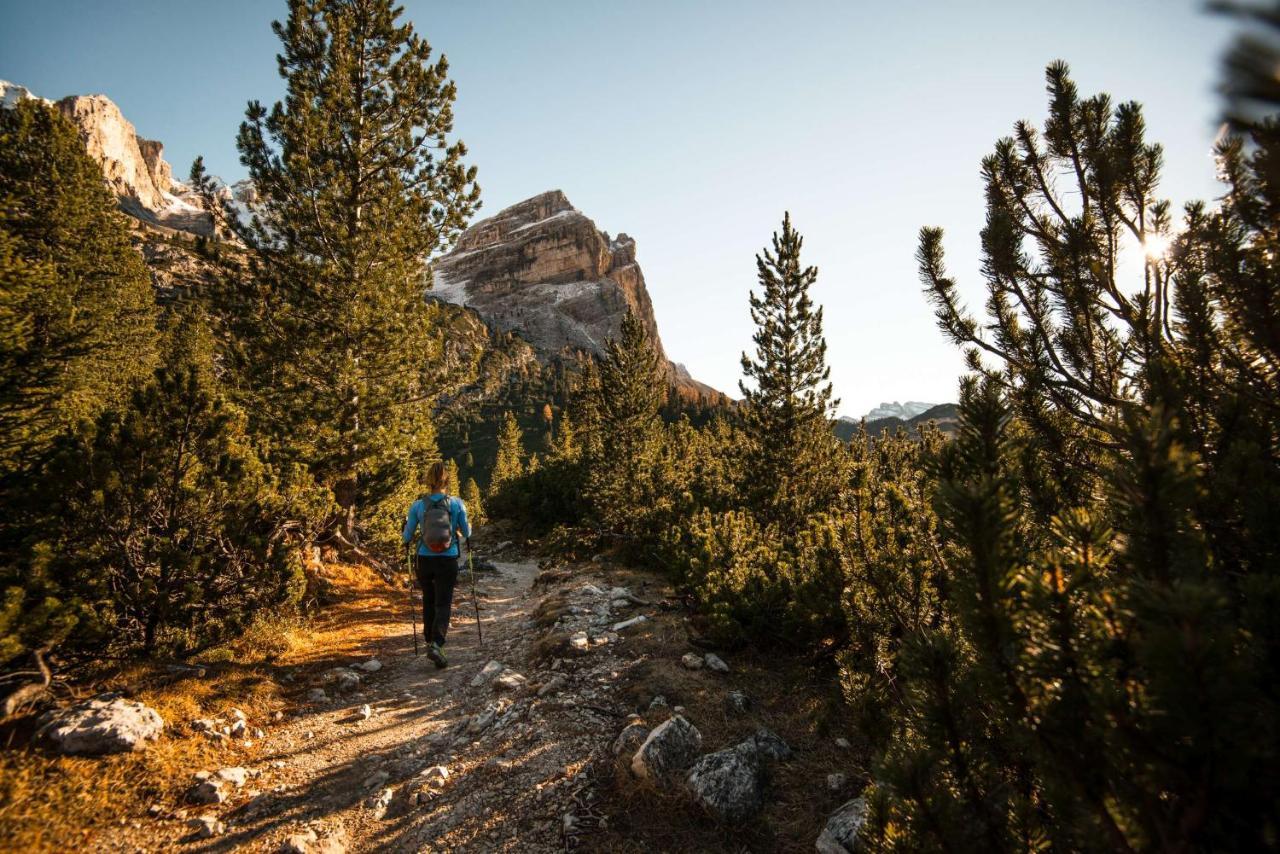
[402, 462, 472, 668]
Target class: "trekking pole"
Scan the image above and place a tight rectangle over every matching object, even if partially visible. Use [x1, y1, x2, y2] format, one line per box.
[467, 539, 483, 646]
[407, 547, 419, 656]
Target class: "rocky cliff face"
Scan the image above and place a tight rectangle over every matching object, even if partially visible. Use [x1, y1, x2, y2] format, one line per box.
[1, 80, 211, 234]
[433, 191, 721, 399]
[433, 191, 666, 360]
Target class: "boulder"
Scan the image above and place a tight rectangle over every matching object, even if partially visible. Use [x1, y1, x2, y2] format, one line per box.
[704, 653, 730, 673]
[686, 743, 764, 823]
[681, 653, 704, 670]
[471, 660, 505, 687]
[307, 688, 328, 703]
[355, 658, 383, 673]
[827, 772, 848, 791]
[568, 631, 590, 652]
[751, 727, 793, 762]
[816, 797, 869, 854]
[38, 694, 164, 755]
[328, 668, 361, 692]
[631, 715, 702, 782]
[612, 721, 649, 757]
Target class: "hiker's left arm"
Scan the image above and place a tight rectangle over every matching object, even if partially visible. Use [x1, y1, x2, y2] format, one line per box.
[401, 502, 418, 548]
[457, 500, 471, 542]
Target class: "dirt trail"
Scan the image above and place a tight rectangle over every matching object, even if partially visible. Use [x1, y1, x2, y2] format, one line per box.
[112, 555, 630, 853]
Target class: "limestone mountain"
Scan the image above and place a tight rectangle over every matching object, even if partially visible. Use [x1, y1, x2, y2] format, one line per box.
[0, 80, 252, 235]
[432, 190, 723, 402]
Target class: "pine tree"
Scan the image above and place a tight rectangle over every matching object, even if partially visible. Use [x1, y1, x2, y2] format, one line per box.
[0, 100, 158, 666]
[0, 100, 157, 471]
[856, 63, 1280, 852]
[461, 476, 485, 527]
[199, 0, 480, 546]
[26, 311, 304, 656]
[490, 412, 525, 491]
[589, 310, 665, 544]
[738, 213, 840, 526]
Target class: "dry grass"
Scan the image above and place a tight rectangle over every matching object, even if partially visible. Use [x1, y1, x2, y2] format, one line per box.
[561, 563, 871, 854]
[0, 561, 396, 852]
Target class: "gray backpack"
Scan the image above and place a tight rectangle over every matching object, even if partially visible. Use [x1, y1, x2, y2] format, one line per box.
[420, 494, 454, 553]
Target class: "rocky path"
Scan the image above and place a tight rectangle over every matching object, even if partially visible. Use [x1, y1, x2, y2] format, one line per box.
[110, 555, 650, 853]
[70, 552, 865, 853]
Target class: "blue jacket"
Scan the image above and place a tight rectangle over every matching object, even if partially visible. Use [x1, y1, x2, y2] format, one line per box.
[402, 493, 471, 558]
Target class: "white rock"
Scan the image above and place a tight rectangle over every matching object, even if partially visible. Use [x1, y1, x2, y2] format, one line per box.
[611, 598, 631, 610]
[188, 814, 224, 839]
[214, 766, 250, 788]
[307, 688, 328, 703]
[357, 704, 373, 721]
[835, 737, 851, 749]
[580, 584, 607, 597]
[38, 694, 165, 755]
[363, 769, 390, 790]
[471, 660, 506, 687]
[681, 652, 704, 670]
[253, 727, 266, 739]
[325, 667, 361, 692]
[611, 614, 647, 632]
[355, 658, 383, 673]
[827, 772, 848, 791]
[568, 631, 590, 652]
[230, 719, 247, 737]
[229, 708, 247, 722]
[367, 786, 394, 818]
[630, 715, 702, 782]
[467, 705, 497, 734]
[421, 764, 449, 786]
[493, 672, 527, 692]
[816, 798, 869, 854]
[704, 653, 730, 673]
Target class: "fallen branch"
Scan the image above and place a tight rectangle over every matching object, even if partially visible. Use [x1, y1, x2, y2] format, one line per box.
[2, 646, 52, 720]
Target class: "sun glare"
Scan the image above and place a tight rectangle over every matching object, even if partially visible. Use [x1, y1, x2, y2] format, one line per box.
[1143, 232, 1172, 260]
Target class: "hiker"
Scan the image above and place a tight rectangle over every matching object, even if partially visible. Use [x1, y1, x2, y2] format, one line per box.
[403, 461, 472, 668]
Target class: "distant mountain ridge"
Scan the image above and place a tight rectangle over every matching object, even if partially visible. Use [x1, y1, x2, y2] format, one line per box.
[834, 402, 959, 440]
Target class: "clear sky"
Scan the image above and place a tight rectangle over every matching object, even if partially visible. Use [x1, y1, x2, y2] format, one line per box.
[0, 0, 1235, 417]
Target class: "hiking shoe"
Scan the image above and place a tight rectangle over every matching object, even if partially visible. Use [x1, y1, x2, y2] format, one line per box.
[427, 643, 448, 669]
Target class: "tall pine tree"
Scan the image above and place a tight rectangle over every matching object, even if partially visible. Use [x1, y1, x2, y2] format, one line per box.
[199, 0, 480, 546]
[589, 309, 665, 543]
[739, 213, 840, 526]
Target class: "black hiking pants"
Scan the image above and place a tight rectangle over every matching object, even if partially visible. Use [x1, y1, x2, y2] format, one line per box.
[414, 554, 459, 647]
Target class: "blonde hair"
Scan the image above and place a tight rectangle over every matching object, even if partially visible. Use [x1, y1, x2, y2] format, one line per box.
[426, 461, 448, 494]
